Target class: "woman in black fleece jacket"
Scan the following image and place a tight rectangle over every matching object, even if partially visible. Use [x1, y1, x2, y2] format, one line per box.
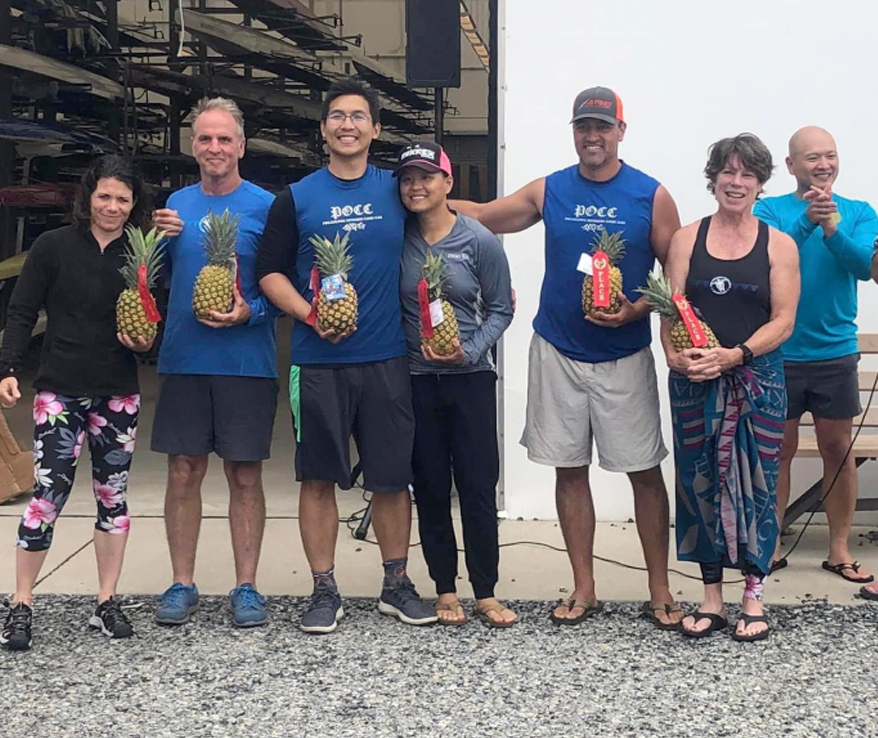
[0, 155, 155, 651]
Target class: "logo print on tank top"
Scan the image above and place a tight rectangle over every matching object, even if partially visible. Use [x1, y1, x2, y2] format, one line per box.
[710, 276, 731, 295]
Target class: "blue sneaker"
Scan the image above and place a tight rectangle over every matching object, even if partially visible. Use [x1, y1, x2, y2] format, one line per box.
[378, 579, 438, 626]
[229, 584, 267, 628]
[300, 586, 343, 634]
[155, 582, 199, 625]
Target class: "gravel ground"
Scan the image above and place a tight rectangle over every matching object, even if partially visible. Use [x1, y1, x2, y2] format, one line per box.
[3, 596, 877, 738]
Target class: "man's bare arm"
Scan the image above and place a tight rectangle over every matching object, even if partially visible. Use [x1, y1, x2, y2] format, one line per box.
[649, 185, 681, 268]
[449, 178, 546, 235]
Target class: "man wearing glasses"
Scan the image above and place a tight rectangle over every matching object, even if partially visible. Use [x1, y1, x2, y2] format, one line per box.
[451, 87, 683, 628]
[257, 80, 436, 633]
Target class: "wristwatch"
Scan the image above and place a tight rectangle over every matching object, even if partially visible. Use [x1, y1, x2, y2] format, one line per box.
[736, 343, 754, 365]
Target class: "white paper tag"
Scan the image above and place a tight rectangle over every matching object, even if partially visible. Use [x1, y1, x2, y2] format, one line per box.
[321, 274, 347, 302]
[429, 299, 445, 328]
[577, 253, 593, 275]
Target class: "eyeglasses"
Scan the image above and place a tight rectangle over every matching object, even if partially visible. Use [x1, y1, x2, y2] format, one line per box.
[327, 111, 371, 124]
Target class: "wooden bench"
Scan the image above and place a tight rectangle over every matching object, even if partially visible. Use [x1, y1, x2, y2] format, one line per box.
[0, 251, 47, 342]
[784, 333, 878, 526]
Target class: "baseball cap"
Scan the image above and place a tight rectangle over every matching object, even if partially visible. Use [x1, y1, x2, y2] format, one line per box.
[394, 142, 453, 177]
[570, 87, 625, 125]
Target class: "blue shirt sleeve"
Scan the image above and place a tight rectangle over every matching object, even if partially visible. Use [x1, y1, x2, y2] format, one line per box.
[754, 198, 818, 246]
[822, 201, 878, 281]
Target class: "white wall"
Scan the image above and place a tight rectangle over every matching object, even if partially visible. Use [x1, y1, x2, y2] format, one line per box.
[500, 0, 878, 521]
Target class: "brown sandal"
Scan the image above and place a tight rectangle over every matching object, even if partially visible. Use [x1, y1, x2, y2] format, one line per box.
[473, 601, 517, 629]
[641, 601, 684, 630]
[434, 598, 467, 626]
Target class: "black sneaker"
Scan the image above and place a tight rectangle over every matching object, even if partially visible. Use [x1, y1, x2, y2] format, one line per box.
[300, 586, 344, 634]
[378, 579, 438, 626]
[1, 601, 33, 651]
[89, 597, 134, 639]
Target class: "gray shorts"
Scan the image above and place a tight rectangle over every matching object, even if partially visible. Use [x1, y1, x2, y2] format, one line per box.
[520, 333, 668, 472]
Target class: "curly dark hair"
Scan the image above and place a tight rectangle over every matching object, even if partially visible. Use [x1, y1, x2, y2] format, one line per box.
[704, 133, 774, 196]
[71, 154, 152, 230]
[321, 79, 381, 124]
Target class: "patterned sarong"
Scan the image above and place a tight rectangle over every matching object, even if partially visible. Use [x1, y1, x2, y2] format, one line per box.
[670, 350, 786, 576]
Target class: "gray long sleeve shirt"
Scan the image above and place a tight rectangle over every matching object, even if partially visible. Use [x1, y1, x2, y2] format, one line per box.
[401, 213, 513, 375]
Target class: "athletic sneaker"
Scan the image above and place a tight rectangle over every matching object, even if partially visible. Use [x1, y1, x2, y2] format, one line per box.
[230, 584, 267, 628]
[89, 597, 134, 639]
[300, 586, 344, 634]
[1, 601, 33, 651]
[378, 579, 438, 626]
[155, 582, 199, 625]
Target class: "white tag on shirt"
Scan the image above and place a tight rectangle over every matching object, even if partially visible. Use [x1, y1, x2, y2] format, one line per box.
[429, 299, 445, 327]
[577, 252, 594, 275]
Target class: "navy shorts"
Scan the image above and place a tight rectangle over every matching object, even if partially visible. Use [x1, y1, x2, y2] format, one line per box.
[151, 374, 278, 461]
[290, 356, 414, 493]
[784, 354, 861, 421]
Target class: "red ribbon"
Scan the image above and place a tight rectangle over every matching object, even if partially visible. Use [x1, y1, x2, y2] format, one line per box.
[672, 293, 708, 348]
[592, 250, 611, 308]
[137, 264, 161, 324]
[306, 265, 320, 327]
[417, 277, 434, 339]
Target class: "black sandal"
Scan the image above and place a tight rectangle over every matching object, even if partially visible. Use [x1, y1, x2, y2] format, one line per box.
[641, 601, 684, 630]
[680, 611, 727, 638]
[549, 598, 602, 626]
[732, 614, 771, 642]
[822, 561, 874, 583]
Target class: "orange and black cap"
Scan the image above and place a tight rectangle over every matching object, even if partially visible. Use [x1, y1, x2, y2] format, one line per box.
[570, 87, 624, 125]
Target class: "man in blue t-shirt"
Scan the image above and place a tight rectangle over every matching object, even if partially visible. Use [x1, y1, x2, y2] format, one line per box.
[754, 126, 877, 590]
[451, 87, 684, 628]
[257, 80, 436, 633]
[151, 97, 279, 628]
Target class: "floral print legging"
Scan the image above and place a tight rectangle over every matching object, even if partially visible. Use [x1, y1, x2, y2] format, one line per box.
[17, 391, 140, 552]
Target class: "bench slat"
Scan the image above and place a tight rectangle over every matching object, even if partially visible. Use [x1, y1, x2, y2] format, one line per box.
[859, 371, 878, 391]
[858, 334, 878, 354]
[800, 408, 878, 427]
[796, 434, 878, 458]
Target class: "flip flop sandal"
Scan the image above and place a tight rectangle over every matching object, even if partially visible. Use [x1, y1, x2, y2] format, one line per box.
[473, 602, 517, 629]
[769, 558, 788, 574]
[680, 611, 727, 638]
[858, 585, 878, 601]
[435, 598, 467, 626]
[822, 561, 875, 584]
[732, 614, 771, 642]
[549, 598, 603, 626]
[641, 601, 684, 630]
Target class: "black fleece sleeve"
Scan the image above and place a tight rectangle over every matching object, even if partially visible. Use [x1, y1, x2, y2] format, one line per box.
[255, 187, 299, 283]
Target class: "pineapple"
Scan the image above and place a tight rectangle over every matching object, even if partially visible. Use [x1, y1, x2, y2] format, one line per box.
[308, 231, 358, 333]
[116, 225, 165, 341]
[636, 272, 720, 351]
[192, 209, 239, 320]
[582, 228, 626, 317]
[419, 250, 460, 356]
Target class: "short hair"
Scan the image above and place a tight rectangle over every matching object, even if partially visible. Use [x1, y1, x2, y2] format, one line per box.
[192, 96, 245, 138]
[704, 133, 774, 195]
[72, 154, 152, 230]
[321, 79, 381, 123]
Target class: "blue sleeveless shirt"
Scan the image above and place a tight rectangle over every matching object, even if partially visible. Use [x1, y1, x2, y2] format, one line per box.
[290, 165, 407, 364]
[535, 162, 660, 363]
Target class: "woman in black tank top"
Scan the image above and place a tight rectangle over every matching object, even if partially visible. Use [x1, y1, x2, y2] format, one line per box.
[658, 134, 800, 642]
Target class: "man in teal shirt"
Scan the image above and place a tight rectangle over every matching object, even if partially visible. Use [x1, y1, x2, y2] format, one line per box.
[754, 126, 877, 587]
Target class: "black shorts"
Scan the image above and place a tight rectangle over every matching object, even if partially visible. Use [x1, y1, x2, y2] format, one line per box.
[151, 374, 278, 461]
[784, 354, 861, 421]
[290, 356, 414, 493]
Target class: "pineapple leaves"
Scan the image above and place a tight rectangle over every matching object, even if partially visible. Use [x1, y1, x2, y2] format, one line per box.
[120, 225, 167, 289]
[309, 231, 353, 279]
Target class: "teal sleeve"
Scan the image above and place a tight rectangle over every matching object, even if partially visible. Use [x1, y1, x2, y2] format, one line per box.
[822, 203, 878, 281]
[754, 199, 818, 246]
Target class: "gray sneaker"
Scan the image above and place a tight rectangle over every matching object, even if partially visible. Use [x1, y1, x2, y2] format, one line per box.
[300, 587, 344, 634]
[378, 579, 438, 626]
